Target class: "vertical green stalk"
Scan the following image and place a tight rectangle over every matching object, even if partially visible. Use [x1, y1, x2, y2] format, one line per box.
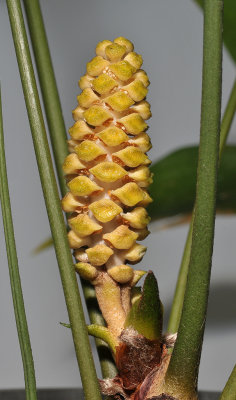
[167, 77, 236, 334]
[219, 365, 236, 400]
[23, 0, 68, 197]
[6, 1, 101, 399]
[219, 78, 236, 158]
[164, 0, 223, 398]
[0, 90, 37, 400]
[22, 0, 116, 377]
[167, 218, 193, 334]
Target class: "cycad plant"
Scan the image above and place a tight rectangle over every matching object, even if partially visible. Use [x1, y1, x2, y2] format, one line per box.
[0, 0, 236, 399]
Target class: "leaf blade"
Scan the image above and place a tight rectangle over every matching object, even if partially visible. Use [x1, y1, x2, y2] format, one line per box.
[149, 144, 236, 221]
[220, 365, 236, 400]
[125, 271, 163, 341]
[194, 0, 236, 63]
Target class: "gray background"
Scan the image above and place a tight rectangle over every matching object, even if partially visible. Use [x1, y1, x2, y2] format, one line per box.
[0, 0, 236, 392]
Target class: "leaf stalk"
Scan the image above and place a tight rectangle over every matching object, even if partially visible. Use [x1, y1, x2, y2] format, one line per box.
[0, 90, 37, 400]
[164, 0, 223, 397]
[23, 0, 68, 197]
[6, 1, 101, 398]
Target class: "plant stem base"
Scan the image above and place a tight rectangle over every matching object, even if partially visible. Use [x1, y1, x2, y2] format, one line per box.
[0, 389, 219, 400]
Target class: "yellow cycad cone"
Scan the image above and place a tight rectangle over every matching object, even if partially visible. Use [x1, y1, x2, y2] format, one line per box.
[62, 36, 152, 342]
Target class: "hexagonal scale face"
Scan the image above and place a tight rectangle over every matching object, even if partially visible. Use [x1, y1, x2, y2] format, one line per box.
[90, 162, 127, 183]
[89, 199, 122, 223]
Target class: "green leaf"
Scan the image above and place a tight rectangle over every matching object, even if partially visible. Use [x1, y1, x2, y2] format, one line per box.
[60, 322, 71, 329]
[124, 271, 163, 341]
[33, 236, 53, 254]
[223, 0, 236, 63]
[220, 365, 236, 400]
[194, 0, 236, 63]
[149, 145, 236, 221]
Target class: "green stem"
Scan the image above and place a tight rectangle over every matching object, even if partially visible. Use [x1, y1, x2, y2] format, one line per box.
[219, 79, 236, 158]
[165, 0, 223, 397]
[219, 365, 236, 400]
[167, 219, 193, 334]
[87, 325, 117, 355]
[22, 0, 116, 377]
[167, 77, 236, 334]
[6, 2, 101, 399]
[0, 90, 37, 400]
[23, 0, 68, 197]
